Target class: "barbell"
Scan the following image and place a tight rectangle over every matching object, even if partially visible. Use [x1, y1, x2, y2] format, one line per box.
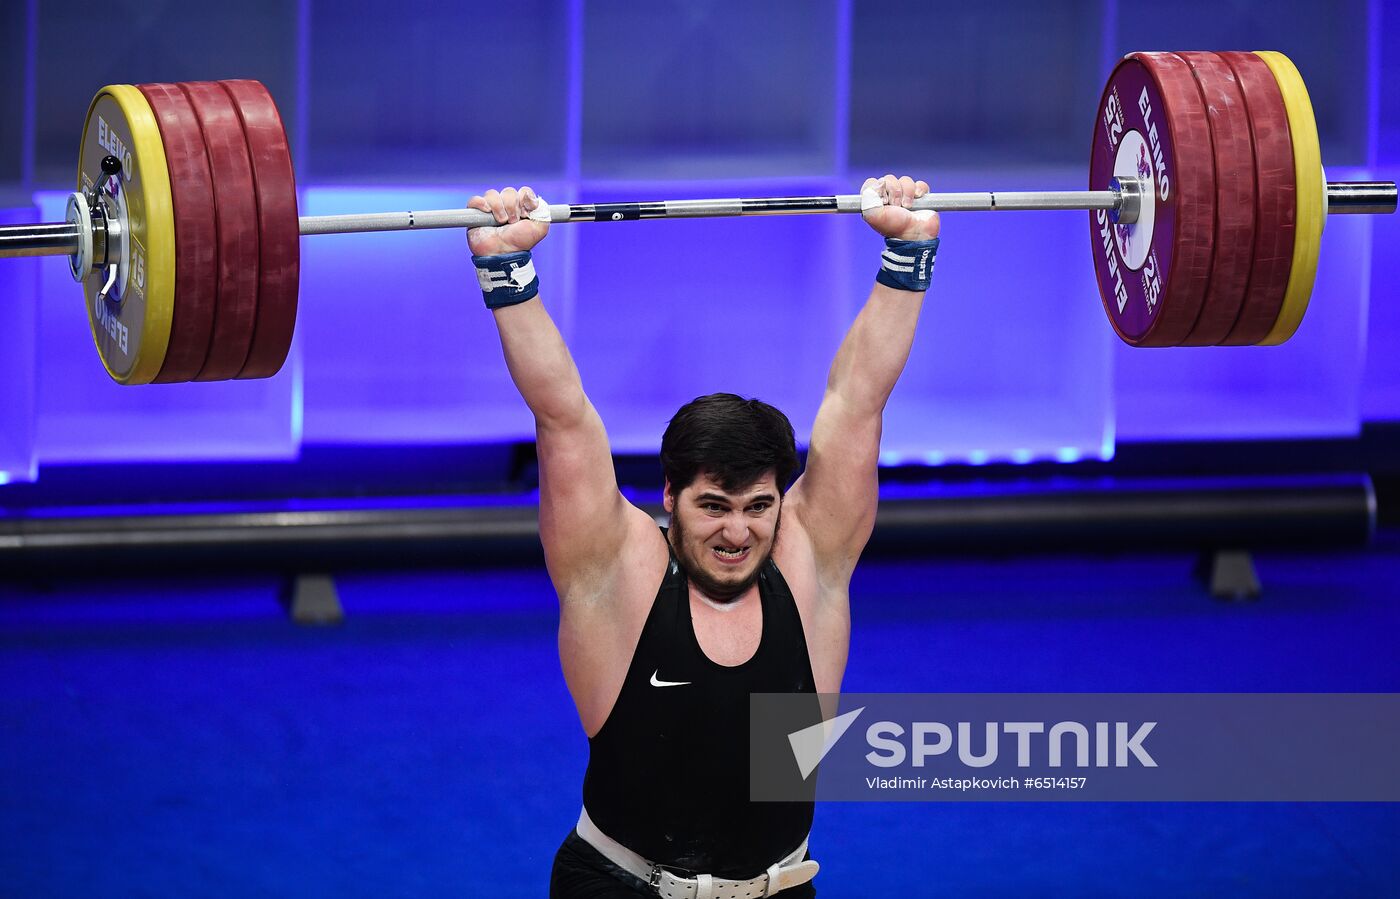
[0, 51, 1394, 384]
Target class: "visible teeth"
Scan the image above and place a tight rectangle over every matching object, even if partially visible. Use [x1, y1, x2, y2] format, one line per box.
[714, 547, 745, 557]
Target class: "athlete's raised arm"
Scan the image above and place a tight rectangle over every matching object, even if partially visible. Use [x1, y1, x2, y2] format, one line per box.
[787, 174, 940, 588]
[467, 187, 649, 602]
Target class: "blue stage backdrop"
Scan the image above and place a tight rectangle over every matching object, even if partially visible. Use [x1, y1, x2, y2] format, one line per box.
[1, 0, 1396, 482]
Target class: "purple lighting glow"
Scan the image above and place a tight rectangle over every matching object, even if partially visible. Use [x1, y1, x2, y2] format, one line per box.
[2, 0, 1397, 484]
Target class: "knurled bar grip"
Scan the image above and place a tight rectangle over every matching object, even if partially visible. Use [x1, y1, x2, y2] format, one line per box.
[1, 182, 1394, 257]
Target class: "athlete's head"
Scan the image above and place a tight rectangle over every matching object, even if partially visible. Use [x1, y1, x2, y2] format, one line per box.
[661, 394, 799, 601]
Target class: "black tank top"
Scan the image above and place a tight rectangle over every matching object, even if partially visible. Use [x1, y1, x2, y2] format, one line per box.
[581, 529, 819, 879]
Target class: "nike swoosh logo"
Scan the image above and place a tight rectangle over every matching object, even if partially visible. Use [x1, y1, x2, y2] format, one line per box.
[650, 670, 691, 688]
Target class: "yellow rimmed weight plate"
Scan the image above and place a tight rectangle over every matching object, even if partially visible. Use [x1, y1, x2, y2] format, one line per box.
[76, 84, 176, 384]
[1255, 51, 1323, 346]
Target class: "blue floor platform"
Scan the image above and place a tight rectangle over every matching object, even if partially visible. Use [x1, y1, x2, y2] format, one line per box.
[2, 537, 1397, 896]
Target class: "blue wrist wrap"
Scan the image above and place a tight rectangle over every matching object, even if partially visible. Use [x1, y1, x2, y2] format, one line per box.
[875, 236, 939, 292]
[473, 250, 540, 309]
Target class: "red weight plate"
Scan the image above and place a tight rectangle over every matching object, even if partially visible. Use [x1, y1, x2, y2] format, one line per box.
[138, 82, 219, 383]
[1216, 51, 1296, 346]
[179, 81, 260, 381]
[220, 79, 300, 380]
[1178, 52, 1256, 346]
[1089, 53, 1216, 346]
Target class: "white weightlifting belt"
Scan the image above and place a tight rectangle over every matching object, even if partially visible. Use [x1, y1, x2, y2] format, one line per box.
[576, 807, 819, 899]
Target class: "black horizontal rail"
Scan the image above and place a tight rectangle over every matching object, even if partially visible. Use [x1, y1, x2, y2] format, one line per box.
[0, 475, 1373, 576]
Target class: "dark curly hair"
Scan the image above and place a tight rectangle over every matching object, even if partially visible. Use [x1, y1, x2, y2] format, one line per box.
[660, 393, 800, 498]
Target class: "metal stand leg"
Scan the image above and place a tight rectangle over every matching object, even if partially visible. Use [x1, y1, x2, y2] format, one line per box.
[1194, 550, 1261, 601]
[280, 573, 344, 625]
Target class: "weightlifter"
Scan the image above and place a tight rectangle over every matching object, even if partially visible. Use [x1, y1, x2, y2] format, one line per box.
[466, 174, 940, 898]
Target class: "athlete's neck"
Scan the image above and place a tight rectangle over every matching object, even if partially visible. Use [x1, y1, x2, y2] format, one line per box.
[689, 583, 755, 611]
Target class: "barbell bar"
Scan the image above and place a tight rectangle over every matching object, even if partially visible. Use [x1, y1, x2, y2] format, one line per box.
[0, 52, 1394, 385]
[1, 187, 1131, 255]
[4, 179, 1396, 253]
[7, 179, 1398, 253]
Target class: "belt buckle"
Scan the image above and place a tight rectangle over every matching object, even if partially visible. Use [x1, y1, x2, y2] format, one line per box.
[648, 862, 694, 896]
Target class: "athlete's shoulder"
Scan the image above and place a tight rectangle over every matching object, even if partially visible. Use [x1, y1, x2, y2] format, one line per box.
[556, 503, 667, 606]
